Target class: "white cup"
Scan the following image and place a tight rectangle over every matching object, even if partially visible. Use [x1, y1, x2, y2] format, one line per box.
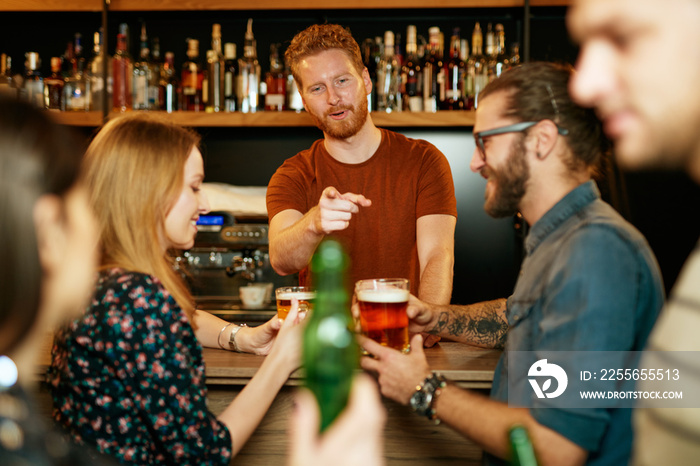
[239, 285, 267, 308]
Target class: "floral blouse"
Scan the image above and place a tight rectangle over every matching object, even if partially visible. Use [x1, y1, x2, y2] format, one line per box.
[48, 268, 232, 465]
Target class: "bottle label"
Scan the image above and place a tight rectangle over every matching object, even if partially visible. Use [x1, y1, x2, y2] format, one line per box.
[225, 72, 234, 96]
[408, 96, 423, 112]
[134, 75, 147, 107]
[265, 93, 285, 109]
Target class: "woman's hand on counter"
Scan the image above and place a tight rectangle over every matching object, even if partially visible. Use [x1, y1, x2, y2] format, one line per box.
[288, 374, 386, 466]
[239, 298, 305, 357]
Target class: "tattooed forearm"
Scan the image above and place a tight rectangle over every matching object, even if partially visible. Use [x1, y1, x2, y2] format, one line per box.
[428, 299, 508, 349]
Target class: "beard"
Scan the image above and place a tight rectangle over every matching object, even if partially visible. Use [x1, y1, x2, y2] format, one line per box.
[483, 137, 530, 218]
[308, 96, 369, 139]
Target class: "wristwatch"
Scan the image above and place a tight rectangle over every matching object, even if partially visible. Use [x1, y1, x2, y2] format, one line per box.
[228, 323, 247, 352]
[409, 372, 447, 422]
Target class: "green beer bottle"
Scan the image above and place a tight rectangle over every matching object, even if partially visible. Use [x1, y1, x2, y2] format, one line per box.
[303, 239, 359, 432]
[509, 424, 539, 466]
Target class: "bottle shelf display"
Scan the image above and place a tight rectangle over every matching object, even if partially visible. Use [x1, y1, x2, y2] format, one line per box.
[13, 19, 508, 127]
[0, 1, 572, 12]
[1, 0, 567, 127]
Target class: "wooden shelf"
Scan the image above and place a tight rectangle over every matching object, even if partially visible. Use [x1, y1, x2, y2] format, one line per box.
[529, 0, 570, 5]
[0, 0, 102, 11]
[0, 0, 560, 12]
[108, 0, 524, 10]
[0, 0, 571, 12]
[47, 110, 475, 128]
[49, 111, 104, 126]
[95, 110, 475, 127]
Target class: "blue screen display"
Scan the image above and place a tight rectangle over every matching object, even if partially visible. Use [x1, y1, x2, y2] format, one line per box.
[197, 215, 225, 226]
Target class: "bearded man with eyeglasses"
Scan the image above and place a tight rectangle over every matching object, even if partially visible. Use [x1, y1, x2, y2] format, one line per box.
[360, 62, 665, 466]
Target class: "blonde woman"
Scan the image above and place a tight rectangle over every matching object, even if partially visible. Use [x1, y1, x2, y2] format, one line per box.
[49, 113, 303, 465]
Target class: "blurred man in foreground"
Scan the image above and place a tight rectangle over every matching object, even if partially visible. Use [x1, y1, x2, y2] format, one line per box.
[568, 0, 700, 463]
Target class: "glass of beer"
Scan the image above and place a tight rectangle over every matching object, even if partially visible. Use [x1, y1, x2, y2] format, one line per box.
[355, 278, 410, 353]
[275, 286, 316, 320]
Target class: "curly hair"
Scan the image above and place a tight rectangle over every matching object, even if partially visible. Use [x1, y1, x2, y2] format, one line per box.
[285, 23, 365, 89]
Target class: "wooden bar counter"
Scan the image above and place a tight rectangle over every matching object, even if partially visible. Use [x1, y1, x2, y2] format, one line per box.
[37, 338, 500, 465]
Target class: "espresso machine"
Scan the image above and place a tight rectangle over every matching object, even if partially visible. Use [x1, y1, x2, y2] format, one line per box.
[176, 211, 297, 324]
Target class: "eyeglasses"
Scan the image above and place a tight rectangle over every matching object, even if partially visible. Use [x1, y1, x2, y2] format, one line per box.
[473, 120, 569, 161]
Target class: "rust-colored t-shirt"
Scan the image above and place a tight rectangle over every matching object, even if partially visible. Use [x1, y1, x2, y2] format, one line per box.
[266, 128, 457, 295]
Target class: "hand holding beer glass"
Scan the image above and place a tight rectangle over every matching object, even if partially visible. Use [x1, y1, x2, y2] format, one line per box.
[355, 278, 410, 353]
[276, 286, 316, 320]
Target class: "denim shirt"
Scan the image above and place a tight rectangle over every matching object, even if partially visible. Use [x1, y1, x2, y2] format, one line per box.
[486, 181, 664, 466]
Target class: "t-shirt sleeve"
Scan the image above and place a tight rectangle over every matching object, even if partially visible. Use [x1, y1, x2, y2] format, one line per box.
[415, 142, 457, 218]
[266, 156, 311, 221]
[101, 275, 232, 464]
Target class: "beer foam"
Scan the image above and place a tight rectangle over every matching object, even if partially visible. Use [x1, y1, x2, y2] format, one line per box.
[357, 289, 409, 303]
[276, 292, 316, 301]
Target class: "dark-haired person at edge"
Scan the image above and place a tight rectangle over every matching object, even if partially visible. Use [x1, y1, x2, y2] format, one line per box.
[360, 62, 664, 465]
[48, 113, 304, 465]
[568, 1, 700, 463]
[266, 24, 457, 347]
[0, 96, 111, 464]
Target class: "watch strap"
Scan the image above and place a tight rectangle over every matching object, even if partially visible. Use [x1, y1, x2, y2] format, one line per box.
[412, 372, 447, 421]
[228, 323, 247, 352]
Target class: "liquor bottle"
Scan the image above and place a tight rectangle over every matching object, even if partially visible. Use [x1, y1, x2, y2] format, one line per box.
[64, 57, 90, 111]
[237, 18, 261, 113]
[264, 43, 286, 111]
[488, 24, 509, 80]
[394, 32, 404, 68]
[223, 42, 238, 112]
[22, 52, 44, 108]
[73, 33, 86, 77]
[202, 51, 210, 109]
[401, 25, 423, 112]
[486, 23, 496, 56]
[460, 38, 473, 109]
[466, 22, 488, 109]
[509, 425, 539, 466]
[286, 62, 304, 112]
[303, 239, 358, 432]
[159, 51, 178, 112]
[88, 29, 112, 112]
[207, 24, 225, 113]
[44, 57, 65, 111]
[119, 23, 130, 56]
[369, 36, 382, 111]
[422, 27, 445, 113]
[485, 23, 499, 83]
[376, 30, 401, 113]
[150, 37, 162, 109]
[509, 43, 521, 68]
[441, 27, 466, 110]
[0, 54, 14, 97]
[61, 42, 74, 79]
[133, 23, 153, 110]
[361, 38, 374, 111]
[182, 38, 204, 111]
[112, 33, 133, 112]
